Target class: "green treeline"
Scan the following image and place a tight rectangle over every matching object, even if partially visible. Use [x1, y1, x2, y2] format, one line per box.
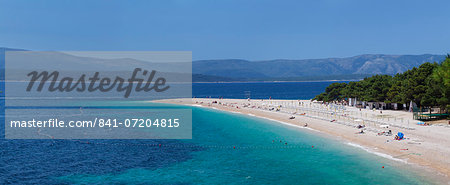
[314, 55, 450, 110]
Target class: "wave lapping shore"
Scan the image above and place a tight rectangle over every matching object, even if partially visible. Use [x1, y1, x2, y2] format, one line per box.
[156, 98, 450, 183]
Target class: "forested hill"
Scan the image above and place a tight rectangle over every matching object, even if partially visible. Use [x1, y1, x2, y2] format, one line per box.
[313, 55, 450, 110]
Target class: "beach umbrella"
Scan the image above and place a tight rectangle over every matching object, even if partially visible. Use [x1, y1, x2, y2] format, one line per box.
[397, 132, 404, 139]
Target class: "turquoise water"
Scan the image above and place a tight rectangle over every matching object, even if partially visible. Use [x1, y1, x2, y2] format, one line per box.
[55, 104, 432, 184]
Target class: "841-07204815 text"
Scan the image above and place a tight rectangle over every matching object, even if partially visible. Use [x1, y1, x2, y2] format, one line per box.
[9, 118, 180, 128]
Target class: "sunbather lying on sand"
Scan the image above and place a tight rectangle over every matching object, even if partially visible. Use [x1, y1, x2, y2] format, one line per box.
[356, 130, 364, 134]
[377, 130, 392, 136]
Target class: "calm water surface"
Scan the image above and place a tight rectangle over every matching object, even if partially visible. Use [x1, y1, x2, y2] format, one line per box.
[0, 82, 435, 184]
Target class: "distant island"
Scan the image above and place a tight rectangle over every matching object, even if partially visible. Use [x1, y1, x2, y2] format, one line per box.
[0, 47, 445, 82]
[193, 54, 445, 82]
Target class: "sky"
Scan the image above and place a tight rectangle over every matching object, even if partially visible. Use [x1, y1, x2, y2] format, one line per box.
[0, 0, 449, 60]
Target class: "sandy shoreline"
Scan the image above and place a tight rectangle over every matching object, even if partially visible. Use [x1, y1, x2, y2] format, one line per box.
[155, 98, 450, 183]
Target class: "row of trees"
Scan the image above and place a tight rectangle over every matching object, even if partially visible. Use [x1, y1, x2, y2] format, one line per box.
[314, 55, 450, 111]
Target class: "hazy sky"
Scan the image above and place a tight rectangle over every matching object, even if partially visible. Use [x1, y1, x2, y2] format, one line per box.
[1, 0, 449, 60]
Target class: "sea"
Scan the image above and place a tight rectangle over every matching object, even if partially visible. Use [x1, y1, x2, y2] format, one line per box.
[193, 81, 341, 99]
[0, 81, 435, 184]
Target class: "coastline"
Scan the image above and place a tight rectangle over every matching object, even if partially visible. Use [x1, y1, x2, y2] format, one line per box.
[155, 98, 450, 184]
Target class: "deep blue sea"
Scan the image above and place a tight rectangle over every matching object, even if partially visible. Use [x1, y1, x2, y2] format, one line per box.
[0, 82, 434, 184]
[193, 81, 344, 99]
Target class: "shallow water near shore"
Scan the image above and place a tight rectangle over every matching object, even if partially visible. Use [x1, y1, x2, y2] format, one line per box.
[48, 103, 434, 184]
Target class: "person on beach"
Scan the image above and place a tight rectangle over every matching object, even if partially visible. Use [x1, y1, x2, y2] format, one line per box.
[304, 123, 308, 127]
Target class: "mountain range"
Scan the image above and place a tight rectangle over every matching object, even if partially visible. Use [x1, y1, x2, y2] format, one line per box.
[193, 54, 446, 81]
[0, 47, 446, 82]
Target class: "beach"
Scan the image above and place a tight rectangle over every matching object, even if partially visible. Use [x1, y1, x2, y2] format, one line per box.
[156, 98, 450, 183]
